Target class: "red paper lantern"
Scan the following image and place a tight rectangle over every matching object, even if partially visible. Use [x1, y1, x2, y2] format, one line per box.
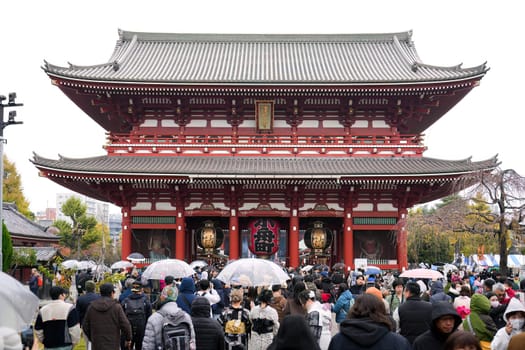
[248, 218, 280, 256]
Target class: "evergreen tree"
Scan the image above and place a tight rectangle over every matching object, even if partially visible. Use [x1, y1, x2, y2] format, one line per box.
[2, 221, 13, 271]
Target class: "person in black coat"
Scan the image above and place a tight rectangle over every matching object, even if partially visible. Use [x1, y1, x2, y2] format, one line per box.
[191, 296, 225, 350]
[412, 301, 462, 350]
[328, 294, 411, 350]
[397, 281, 433, 344]
[267, 314, 320, 350]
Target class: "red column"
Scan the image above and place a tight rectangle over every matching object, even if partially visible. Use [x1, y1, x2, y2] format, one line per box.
[289, 210, 299, 268]
[229, 211, 239, 260]
[121, 207, 132, 260]
[397, 210, 408, 270]
[175, 210, 185, 260]
[343, 211, 354, 269]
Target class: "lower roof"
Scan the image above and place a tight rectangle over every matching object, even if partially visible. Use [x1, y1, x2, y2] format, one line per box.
[32, 154, 498, 179]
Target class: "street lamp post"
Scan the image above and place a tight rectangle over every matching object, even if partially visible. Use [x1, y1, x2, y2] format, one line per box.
[0, 92, 23, 271]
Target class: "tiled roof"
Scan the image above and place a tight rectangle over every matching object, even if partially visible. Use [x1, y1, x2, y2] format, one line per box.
[32, 154, 498, 179]
[3, 203, 58, 240]
[13, 246, 59, 262]
[43, 30, 487, 85]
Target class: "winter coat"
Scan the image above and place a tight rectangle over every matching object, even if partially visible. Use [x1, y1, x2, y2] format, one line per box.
[191, 297, 224, 350]
[142, 300, 196, 350]
[412, 301, 462, 350]
[34, 299, 81, 349]
[430, 281, 452, 305]
[397, 295, 433, 344]
[331, 290, 353, 323]
[328, 317, 411, 350]
[82, 296, 132, 350]
[462, 293, 497, 342]
[490, 297, 525, 350]
[76, 292, 100, 326]
[177, 277, 198, 314]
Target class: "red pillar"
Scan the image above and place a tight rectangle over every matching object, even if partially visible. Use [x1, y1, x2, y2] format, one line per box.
[229, 211, 239, 260]
[343, 211, 354, 269]
[121, 207, 132, 260]
[397, 210, 408, 270]
[175, 210, 185, 260]
[289, 210, 299, 268]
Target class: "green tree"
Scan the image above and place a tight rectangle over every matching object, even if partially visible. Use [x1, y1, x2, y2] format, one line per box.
[54, 197, 99, 257]
[2, 221, 13, 271]
[3, 155, 33, 219]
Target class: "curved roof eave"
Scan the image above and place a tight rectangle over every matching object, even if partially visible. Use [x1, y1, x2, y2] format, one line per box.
[44, 71, 488, 88]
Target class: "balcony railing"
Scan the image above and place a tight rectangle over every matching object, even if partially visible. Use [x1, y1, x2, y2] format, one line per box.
[104, 133, 425, 157]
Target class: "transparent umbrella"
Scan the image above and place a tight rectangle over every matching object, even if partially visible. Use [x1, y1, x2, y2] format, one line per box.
[60, 259, 79, 270]
[111, 260, 135, 270]
[189, 260, 208, 269]
[217, 258, 290, 287]
[0, 272, 39, 331]
[126, 252, 146, 262]
[77, 260, 97, 270]
[141, 259, 194, 281]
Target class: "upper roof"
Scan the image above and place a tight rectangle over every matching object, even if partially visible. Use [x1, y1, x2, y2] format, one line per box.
[3, 203, 58, 241]
[32, 154, 498, 179]
[43, 30, 488, 85]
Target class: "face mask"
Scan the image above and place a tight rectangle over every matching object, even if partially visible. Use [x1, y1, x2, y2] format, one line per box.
[490, 301, 500, 308]
[510, 318, 525, 330]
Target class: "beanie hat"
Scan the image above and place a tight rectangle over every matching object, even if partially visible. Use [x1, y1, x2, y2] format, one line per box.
[0, 327, 23, 350]
[365, 287, 383, 301]
[85, 280, 96, 293]
[191, 296, 211, 318]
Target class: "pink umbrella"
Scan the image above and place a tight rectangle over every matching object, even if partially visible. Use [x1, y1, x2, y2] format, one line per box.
[399, 268, 443, 280]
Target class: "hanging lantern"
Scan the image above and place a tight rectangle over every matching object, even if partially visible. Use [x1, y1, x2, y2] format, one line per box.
[196, 220, 224, 254]
[248, 218, 280, 257]
[304, 221, 333, 255]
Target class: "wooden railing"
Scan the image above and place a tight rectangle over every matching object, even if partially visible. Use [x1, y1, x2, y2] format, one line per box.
[104, 133, 425, 156]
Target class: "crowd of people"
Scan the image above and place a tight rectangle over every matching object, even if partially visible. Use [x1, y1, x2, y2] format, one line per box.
[6, 263, 525, 350]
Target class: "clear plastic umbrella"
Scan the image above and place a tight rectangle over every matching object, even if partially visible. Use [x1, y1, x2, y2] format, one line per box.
[111, 260, 135, 270]
[189, 260, 208, 269]
[0, 272, 40, 331]
[399, 268, 444, 280]
[126, 252, 146, 262]
[77, 260, 97, 270]
[60, 259, 79, 270]
[217, 258, 290, 287]
[141, 259, 194, 281]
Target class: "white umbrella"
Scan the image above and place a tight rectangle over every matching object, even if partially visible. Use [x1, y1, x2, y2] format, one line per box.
[141, 259, 194, 281]
[399, 268, 444, 280]
[60, 259, 79, 270]
[127, 252, 146, 262]
[217, 258, 290, 287]
[111, 260, 135, 270]
[0, 272, 40, 332]
[77, 260, 97, 270]
[189, 260, 208, 269]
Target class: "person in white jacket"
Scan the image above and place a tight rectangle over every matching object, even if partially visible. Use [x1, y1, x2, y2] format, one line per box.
[491, 297, 525, 350]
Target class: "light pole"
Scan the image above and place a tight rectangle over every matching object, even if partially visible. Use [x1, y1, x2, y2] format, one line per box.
[0, 92, 23, 271]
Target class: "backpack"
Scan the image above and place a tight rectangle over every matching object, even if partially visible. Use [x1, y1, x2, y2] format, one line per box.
[162, 317, 191, 350]
[123, 296, 147, 329]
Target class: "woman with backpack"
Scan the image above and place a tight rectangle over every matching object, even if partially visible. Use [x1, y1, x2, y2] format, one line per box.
[331, 283, 353, 329]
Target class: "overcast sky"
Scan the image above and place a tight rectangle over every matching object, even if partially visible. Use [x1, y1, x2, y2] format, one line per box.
[1, 0, 523, 215]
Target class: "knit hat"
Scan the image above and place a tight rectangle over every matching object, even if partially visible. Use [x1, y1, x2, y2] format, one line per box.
[191, 296, 211, 318]
[85, 280, 96, 293]
[366, 286, 383, 300]
[0, 327, 23, 350]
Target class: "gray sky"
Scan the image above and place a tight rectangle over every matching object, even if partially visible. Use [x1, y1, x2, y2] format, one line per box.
[1, 0, 523, 214]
